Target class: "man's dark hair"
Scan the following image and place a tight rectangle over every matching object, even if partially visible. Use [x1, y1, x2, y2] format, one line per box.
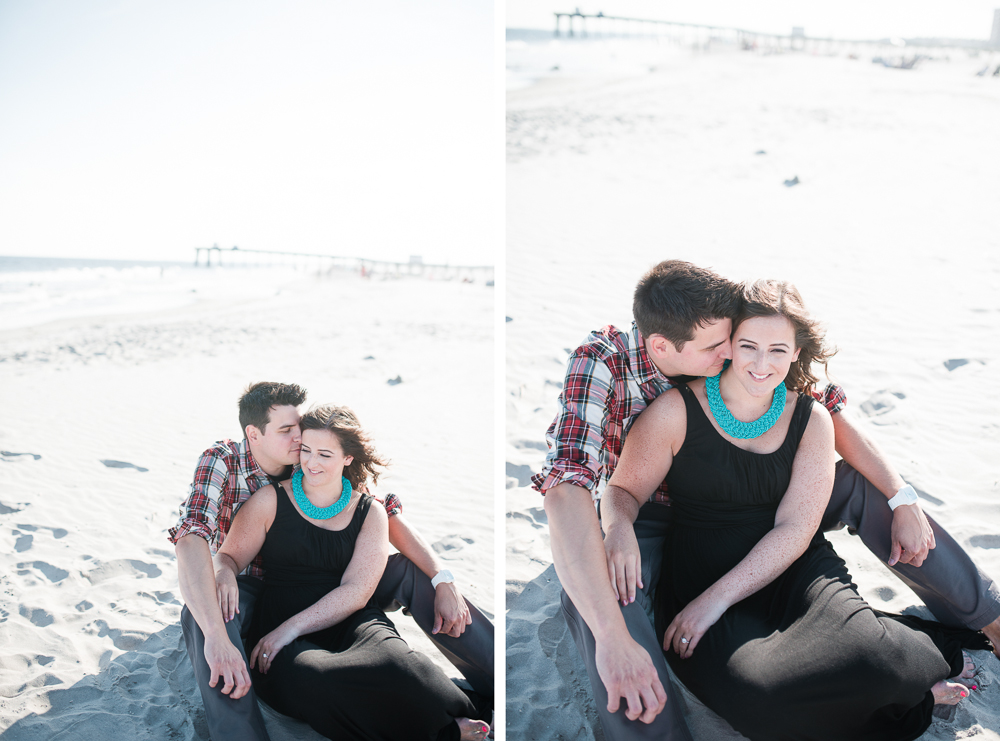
[238, 382, 307, 435]
[633, 260, 742, 350]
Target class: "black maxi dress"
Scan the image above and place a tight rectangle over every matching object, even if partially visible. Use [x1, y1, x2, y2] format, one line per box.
[655, 384, 986, 741]
[248, 489, 481, 741]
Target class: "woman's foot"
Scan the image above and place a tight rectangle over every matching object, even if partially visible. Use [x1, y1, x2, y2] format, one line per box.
[954, 651, 976, 681]
[458, 718, 490, 741]
[932, 680, 970, 705]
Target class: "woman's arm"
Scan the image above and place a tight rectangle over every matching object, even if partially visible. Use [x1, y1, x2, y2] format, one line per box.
[603, 389, 687, 605]
[213, 485, 277, 621]
[665, 402, 835, 659]
[251, 501, 389, 673]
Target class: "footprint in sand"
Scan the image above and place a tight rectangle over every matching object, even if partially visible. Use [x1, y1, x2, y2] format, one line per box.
[75, 600, 93, 612]
[86, 619, 148, 651]
[506, 462, 535, 489]
[970, 534, 1000, 550]
[13, 532, 32, 553]
[513, 439, 549, 452]
[507, 507, 548, 529]
[943, 358, 986, 372]
[0, 501, 24, 515]
[16, 561, 69, 583]
[875, 587, 896, 602]
[18, 605, 54, 628]
[0, 451, 41, 461]
[100, 460, 149, 472]
[432, 535, 475, 554]
[17, 524, 69, 539]
[83, 558, 162, 585]
[859, 390, 906, 417]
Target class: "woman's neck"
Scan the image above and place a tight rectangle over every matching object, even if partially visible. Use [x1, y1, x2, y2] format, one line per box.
[717, 368, 774, 422]
[303, 476, 346, 506]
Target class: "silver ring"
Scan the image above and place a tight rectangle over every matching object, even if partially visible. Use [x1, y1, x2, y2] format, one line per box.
[262, 653, 268, 658]
[680, 637, 690, 644]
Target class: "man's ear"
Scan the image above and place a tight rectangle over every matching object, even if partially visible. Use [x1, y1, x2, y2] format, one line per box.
[646, 334, 674, 359]
[246, 425, 261, 445]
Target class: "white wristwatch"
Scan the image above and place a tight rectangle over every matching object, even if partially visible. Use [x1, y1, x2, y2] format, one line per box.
[431, 569, 455, 589]
[887, 484, 919, 511]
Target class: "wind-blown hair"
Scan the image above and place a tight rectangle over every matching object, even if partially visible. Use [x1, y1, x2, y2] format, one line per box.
[299, 404, 387, 490]
[633, 260, 742, 351]
[735, 280, 836, 395]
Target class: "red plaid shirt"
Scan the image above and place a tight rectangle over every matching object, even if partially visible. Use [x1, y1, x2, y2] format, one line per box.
[168, 439, 401, 578]
[531, 323, 846, 503]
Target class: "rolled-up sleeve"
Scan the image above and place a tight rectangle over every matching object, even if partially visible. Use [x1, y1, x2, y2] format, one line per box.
[531, 354, 612, 498]
[812, 383, 847, 415]
[167, 450, 228, 546]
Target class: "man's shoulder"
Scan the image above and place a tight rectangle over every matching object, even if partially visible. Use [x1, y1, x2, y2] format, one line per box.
[572, 324, 635, 361]
[197, 439, 243, 464]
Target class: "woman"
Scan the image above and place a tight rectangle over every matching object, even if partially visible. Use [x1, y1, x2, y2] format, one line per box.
[609, 280, 986, 740]
[214, 404, 489, 741]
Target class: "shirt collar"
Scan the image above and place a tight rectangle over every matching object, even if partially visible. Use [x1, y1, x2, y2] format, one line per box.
[239, 439, 267, 480]
[629, 322, 671, 386]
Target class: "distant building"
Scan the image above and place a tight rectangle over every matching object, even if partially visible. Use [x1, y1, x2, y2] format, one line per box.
[992, 9, 1000, 46]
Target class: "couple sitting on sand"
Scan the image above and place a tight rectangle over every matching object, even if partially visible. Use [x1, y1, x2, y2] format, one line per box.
[169, 383, 493, 740]
[536, 260, 998, 740]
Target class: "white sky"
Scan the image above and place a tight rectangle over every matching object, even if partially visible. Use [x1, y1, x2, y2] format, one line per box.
[507, 0, 1000, 41]
[0, 0, 497, 265]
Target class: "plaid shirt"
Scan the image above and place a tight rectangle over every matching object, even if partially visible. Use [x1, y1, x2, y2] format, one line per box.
[531, 323, 846, 503]
[168, 439, 401, 578]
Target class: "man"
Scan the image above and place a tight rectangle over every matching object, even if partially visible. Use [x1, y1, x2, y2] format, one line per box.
[170, 382, 493, 741]
[535, 260, 1000, 740]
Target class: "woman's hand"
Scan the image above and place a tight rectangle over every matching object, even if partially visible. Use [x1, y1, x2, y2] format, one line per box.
[216, 565, 239, 623]
[250, 622, 300, 674]
[662, 592, 728, 660]
[604, 522, 642, 606]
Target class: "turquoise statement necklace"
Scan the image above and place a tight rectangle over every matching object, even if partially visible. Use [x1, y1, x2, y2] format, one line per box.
[705, 363, 787, 440]
[291, 468, 352, 519]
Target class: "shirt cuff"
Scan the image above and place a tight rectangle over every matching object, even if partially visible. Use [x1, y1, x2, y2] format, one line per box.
[167, 519, 213, 546]
[813, 383, 847, 415]
[531, 466, 597, 495]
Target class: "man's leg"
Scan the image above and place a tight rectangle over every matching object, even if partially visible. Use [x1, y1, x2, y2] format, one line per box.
[561, 503, 693, 741]
[823, 460, 1000, 629]
[372, 554, 494, 696]
[181, 575, 271, 741]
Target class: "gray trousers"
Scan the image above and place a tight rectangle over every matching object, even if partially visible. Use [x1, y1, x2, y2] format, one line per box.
[562, 461, 1000, 741]
[182, 553, 495, 741]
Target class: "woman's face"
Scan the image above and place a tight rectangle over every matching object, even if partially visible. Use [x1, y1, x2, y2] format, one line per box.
[729, 315, 800, 398]
[299, 429, 354, 487]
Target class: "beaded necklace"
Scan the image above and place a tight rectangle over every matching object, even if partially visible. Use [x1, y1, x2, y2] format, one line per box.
[705, 364, 787, 440]
[291, 468, 353, 519]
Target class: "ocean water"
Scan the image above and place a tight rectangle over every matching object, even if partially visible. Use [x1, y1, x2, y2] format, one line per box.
[0, 255, 303, 332]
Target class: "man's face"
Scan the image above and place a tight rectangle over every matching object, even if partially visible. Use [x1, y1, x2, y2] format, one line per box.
[652, 318, 733, 378]
[251, 404, 302, 472]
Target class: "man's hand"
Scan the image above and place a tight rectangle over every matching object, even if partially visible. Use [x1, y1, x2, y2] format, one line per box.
[204, 632, 252, 700]
[432, 582, 472, 637]
[663, 591, 728, 660]
[888, 503, 936, 567]
[595, 634, 667, 723]
[604, 523, 642, 606]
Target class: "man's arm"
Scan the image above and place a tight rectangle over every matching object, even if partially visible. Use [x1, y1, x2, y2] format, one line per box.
[175, 534, 252, 700]
[831, 409, 935, 567]
[386, 514, 472, 638]
[544, 482, 667, 724]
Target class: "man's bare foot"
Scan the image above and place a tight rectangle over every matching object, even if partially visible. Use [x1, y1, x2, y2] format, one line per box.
[458, 718, 490, 741]
[932, 680, 970, 705]
[981, 616, 1000, 659]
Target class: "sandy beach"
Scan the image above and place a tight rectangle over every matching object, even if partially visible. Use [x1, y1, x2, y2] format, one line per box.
[506, 38, 1000, 740]
[0, 266, 494, 739]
